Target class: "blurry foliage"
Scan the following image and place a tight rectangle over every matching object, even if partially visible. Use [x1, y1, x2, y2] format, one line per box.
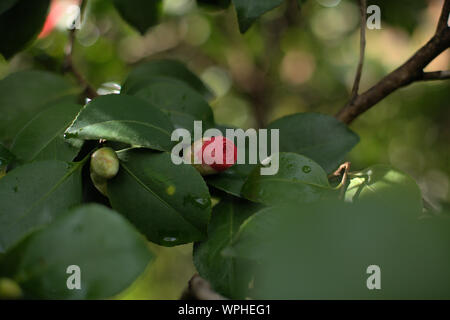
[0, 0, 448, 299]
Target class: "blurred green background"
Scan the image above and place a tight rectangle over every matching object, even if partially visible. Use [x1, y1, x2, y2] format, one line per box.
[0, 0, 448, 299]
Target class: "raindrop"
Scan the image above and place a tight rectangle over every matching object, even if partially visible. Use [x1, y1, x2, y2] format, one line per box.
[302, 165, 312, 173]
[195, 197, 209, 208]
[183, 194, 210, 209]
[163, 237, 177, 242]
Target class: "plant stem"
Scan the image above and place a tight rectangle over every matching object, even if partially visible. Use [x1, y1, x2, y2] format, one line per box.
[335, 0, 450, 124]
[63, 0, 98, 99]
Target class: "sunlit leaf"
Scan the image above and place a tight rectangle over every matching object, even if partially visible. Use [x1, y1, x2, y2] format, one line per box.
[242, 152, 334, 205]
[345, 164, 423, 216]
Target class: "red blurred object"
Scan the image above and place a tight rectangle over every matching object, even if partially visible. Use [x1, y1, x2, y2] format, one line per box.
[38, 0, 80, 38]
[199, 136, 238, 172]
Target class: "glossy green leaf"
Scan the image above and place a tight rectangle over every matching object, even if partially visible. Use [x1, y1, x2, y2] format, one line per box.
[0, 71, 79, 145]
[345, 164, 423, 215]
[232, 0, 284, 33]
[242, 152, 334, 205]
[65, 94, 175, 151]
[194, 197, 260, 298]
[112, 0, 162, 34]
[0, 160, 84, 253]
[1, 204, 153, 299]
[11, 102, 83, 163]
[121, 59, 213, 100]
[108, 149, 211, 246]
[0, 0, 50, 59]
[134, 79, 215, 134]
[267, 113, 359, 173]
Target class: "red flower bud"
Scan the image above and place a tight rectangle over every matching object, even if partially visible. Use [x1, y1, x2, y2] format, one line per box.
[184, 136, 237, 175]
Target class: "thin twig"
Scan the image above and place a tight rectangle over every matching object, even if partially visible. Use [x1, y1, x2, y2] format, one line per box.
[349, 0, 367, 104]
[336, 0, 450, 124]
[420, 70, 450, 81]
[180, 275, 227, 300]
[329, 162, 351, 199]
[63, 0, 98, 99]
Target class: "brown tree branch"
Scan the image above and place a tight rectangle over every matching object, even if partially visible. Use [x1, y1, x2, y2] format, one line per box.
[349, 0, 367, 104]
[420, 70, 450, 81]
[63, 0, 98, 99]
[180, 275, 227, 300]
[336, 0, 450, 124]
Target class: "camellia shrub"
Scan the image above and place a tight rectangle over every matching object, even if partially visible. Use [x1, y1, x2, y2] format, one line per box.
[0, 0, 449, 300]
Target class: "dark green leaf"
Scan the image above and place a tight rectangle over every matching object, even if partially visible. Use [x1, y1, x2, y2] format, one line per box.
[229, 199, 450, 299]
[0, 0, 50, 59]
[194, 197, 260, 298]
[112, 0, 162, 34]
[11, 102, 83, 163]
[134, 78, 215, 134]
[0, 71, 79, 145]
[207, 163, 256, 197]
[0, 144, 15, 172]
[121, 59, 213, 100]
[267, 113, 359, 173]
[242, 152, 334, 205]
[1, 204, 153, 299]
[65, 94, 175, 151]
[0, 0, 18, 15]
[0, 160, 84, 253]
[197, 0, 231, 9]
[232, 0, 284, 33]
[108, 149, 211, 246]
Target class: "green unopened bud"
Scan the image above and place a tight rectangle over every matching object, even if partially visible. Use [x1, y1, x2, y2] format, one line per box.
[0, 278, 22, 299]
[90, 171, 108, 196]
[90, 147, 119, 196]
[90, 147, 119, 179]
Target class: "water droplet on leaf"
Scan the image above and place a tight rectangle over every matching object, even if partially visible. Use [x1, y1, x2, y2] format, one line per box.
[163, 237, 177, 242]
